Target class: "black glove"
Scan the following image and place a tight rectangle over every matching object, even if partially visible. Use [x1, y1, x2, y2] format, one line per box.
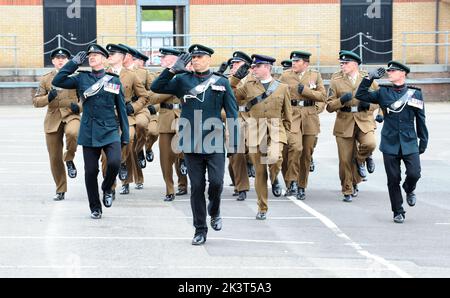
[126, 102, 134, 116]
[297, 83, 304, 94]
[47, 89, 58, 102]
[217, 61, 229, 74]
[72, 51, 87, 66]
[170, 53, 192, 74]
[419, 144, 426, 154]
[358, 101, 371, 111]
[369, 67, 386, 80]
[148, 105, 157, 115]
[234, 63, 250, 80]
[375, 114, 384, 123]
[340, 92, 353, 105]
[70, 102, 80, 114]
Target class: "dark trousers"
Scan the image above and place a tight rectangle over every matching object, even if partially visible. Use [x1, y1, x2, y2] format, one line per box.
[383, 152, 421, 216]
[83, 142, 121, 212]
[185, 153, 225, 236]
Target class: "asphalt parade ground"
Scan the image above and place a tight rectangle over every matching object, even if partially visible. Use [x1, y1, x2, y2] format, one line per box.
[0, 103, 449, 278]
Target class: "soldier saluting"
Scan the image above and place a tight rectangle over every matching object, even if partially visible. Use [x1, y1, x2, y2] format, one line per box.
[52, 44, 129, 219]
[356, 61, 428, 223]
[151, 44, 239, 245]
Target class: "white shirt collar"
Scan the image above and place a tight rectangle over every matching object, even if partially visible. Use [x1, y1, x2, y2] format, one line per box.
[260, 77, 273, 84]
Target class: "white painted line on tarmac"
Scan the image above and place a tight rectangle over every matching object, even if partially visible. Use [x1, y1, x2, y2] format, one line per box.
[0, 214, 317, 220]
[286, 196, 412, 278]
[0, 235, 314, 245]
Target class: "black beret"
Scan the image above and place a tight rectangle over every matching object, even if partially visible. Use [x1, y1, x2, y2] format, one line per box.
[118, 44, 138, 58]
[230, 51, 252, 64]
[86, 43, 108, 58]
[188, 44, 214, 56]
[281, 59, 292, 68]
[290, 51, 311, 61]
[339, 50, 361, 64]
[159, 48, 181, 56]
[387, 60, 410, 74]
[106, 43, 129, 55]
[136, 51, 149, 62]
[251, 54, 276, 65]
[51, 47, 71, 59]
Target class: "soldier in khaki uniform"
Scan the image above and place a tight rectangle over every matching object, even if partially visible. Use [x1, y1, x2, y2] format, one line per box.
[227, 51, 253, 201]
[33, 48, 81, 201]
[127, 48, 155, 191]
[280, 51, 326, 200]
[230, 54, 292, 220]
[326, 50, 379, 202]
[103, 44, 149, 195]
[147, 48, 188, 201]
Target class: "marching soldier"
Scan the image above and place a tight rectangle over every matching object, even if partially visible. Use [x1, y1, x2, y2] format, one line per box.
[148, 47, 189, 201]
[280, 51, 326, 200]
[230, 54, 292, 220]
[326, 50, 379, 202]
[151, 44, 238, 245]
[106, 44, 149, 195]
[52, 44, 129, 219]
[356, 61, 428, 223]
[227, 51, 253, 201]
[33, 47, 80, 201]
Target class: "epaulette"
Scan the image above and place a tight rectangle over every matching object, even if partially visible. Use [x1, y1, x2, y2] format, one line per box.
[105, 71, 119, 78]
[331, 71, 343, 79]
[378, 84, 393, 88]
[213, 72, 227, 78]
[408, 85, 421, 91]
[42, 70, 54, 77]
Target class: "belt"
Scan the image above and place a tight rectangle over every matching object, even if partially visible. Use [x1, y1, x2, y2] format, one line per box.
[340, 106, 368, 113]
[291, 99, 314, 107]
[160, 102, 181, 110]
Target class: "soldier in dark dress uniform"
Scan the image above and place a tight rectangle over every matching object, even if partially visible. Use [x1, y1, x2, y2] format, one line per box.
[356, 61, 428, 223]
[151, 44, 239, 245]
[52, 44, 129, 219]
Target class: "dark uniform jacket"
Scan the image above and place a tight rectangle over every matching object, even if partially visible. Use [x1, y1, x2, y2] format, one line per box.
[356, 77, 428, 156]
[151, 69, 238, 154]
[52, 60, 129, 148]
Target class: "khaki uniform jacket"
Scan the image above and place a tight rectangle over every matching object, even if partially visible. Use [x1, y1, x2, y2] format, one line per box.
[133, 66, 159, 123]
[230, 76, 292, 145]
[279, 69, 326, 135]
[326, 70, 379, 138]
[109, 67, 149, 126]
[148, 71, 181, 134]
[33, 70, 81, 133]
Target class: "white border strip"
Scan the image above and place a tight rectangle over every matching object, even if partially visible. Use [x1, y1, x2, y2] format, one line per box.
[286, 196, 412, 278]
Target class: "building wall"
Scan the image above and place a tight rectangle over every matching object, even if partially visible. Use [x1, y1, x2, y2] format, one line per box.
[0, 0, 449, 67]
[97, 0, 137, 48]
[0, 4, 43, 68]
[189, 2, 340, 66]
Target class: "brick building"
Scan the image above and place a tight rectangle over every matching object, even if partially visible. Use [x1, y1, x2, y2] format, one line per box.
[0, 0, 449, 67]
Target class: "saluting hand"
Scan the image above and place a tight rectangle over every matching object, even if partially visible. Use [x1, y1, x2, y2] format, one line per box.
[170, 53, 192, 74]
[72, 51, 87, 66]
[217, 61, 229, 74]
[233, 63, 250, 80]
[369, 67, 386, 80]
